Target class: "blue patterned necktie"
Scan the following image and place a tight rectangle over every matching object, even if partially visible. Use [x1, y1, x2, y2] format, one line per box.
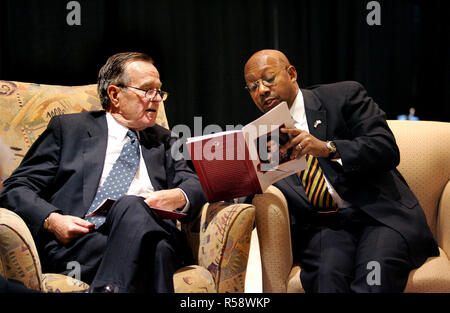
[85, 130, 140, 228]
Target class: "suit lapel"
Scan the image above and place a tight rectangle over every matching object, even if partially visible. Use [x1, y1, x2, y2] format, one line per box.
[281, 89, 328, 203]
[302, 89, 327, 141]
[302, 88, 340, 187]
[82, 112, 108, 211]
[141, 145, 164, 190]
[139, 130, 167, 191]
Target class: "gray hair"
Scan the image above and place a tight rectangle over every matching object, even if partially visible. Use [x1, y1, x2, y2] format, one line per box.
[97, 52, 154, 110]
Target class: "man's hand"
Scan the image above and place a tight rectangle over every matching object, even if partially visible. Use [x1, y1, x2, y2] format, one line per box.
[46, 212, 94, 245]
[280, 128, 330, 159]
[143, 189, 187, 212]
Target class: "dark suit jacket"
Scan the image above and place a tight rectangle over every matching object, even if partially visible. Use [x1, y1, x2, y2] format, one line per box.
[273, 81, 438, 267]
[0, 111, 206, 244]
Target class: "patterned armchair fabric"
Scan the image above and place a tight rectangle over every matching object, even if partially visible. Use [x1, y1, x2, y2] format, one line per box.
[175, 202, 255, 293]
[0, 80, 255, 293]
[0, 207, 44, 291]
[253, 120, 450, 293]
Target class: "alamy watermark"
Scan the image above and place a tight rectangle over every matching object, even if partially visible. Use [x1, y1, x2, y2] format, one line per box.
[65, 1, 381, 28]
[66, 1, 81, 26]
[366, 260, 381, 286]
[66, 260, 81, 284]
[366, 1, 381, 26]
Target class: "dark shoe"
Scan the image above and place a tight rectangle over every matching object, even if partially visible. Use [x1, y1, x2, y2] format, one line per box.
[88, 284, 120, 293]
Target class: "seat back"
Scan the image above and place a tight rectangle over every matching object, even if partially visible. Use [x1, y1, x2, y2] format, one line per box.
[0, 80, 169, 177]
[387, 120, 450, 238]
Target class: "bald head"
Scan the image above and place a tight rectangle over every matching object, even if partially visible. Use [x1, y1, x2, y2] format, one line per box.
[244, 49, 291, 74]
[244, 49, 299, 112]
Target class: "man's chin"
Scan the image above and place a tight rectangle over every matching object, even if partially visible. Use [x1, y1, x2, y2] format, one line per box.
[133, 119, 157, 131]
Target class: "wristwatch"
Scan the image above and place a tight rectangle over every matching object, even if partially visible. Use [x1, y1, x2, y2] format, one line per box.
[326, 141, 337, 158]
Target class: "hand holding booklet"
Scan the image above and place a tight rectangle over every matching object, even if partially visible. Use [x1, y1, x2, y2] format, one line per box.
[86, 198, 187, 219]
[187, 102, 306, 202]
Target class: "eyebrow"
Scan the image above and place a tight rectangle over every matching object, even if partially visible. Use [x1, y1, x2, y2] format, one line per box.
[248, 66, 279, 79]
[139, 80, 162, 89]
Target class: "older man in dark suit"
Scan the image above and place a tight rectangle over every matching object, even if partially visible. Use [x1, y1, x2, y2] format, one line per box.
[244, 49, 438, 292]
[0, 52, 206, 293]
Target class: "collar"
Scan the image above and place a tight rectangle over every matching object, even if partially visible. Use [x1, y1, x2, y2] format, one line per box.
[289, 88, 309, 132]
[106, 112, 131, 141]
[289, 89, 305, 122]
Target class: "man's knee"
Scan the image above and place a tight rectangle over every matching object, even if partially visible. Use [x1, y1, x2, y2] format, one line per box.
[301, 260, 354, 293]
[105, 195, 153, 226]
[116, 195, 145, 207]
[155, 239, 176, 261]
[320, 263, 353, 291]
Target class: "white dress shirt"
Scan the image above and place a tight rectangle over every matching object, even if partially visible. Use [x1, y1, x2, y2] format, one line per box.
[289, 89, 351, 209]
[97, 113, 189, 209]
[101, 113, 155, 196]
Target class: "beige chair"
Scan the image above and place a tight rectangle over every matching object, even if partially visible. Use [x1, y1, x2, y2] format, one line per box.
[0, 81, 255, 293]
[253, 120, 450, 293]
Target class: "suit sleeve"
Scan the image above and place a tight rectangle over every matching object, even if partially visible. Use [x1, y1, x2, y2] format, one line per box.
[165, 136, 206, 221]
[333, 82, 400, 174]
[0, 116, 63, 237]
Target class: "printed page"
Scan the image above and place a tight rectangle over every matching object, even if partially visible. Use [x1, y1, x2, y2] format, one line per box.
[242, 102, 307, 191]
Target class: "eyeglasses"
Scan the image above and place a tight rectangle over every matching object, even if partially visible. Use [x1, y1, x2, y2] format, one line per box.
[245, 67, 288, 93]
[118, 84, 169, 101]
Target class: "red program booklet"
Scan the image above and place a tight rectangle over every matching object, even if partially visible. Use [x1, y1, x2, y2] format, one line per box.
[186, 102, 306, 203]
[86, 198, 187, 219]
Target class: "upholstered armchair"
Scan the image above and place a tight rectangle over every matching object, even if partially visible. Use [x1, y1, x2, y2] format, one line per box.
[253, 120, 450, 293]
[0, 81, 255, 293]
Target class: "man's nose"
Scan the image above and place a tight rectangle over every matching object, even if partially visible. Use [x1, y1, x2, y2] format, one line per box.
[150, 93, 162, 102]
[257, 81, 270, 96]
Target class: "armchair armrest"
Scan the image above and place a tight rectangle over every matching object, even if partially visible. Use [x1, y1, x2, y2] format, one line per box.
[252, 185, 293, 293]
[181, 202, 255, 293]
[173, 265, 216, 293]
[437, 181, 450, 258]
[0, 208, 44, 291]
[42, 273, 89, 293]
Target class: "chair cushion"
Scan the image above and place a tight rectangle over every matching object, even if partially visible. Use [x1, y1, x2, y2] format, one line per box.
[404, 247, 450, 293]
[42, 273, 89, 293]
[173, 265, 216, 293]
[0, 208, 43, 291]
[0, 80, 169, 177]
[387, 120, 450, 237]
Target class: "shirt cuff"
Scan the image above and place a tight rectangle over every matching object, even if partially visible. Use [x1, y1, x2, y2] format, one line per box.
[332, 158, 343, 166]
[177, 188, 190, 213]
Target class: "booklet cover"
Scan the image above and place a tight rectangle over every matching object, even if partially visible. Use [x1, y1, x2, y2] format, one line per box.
[186, 102, 306, 202]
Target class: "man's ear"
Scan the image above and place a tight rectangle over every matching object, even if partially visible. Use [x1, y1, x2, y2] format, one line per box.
[107, 85, 121, 109]
[287, 65, 298, 83]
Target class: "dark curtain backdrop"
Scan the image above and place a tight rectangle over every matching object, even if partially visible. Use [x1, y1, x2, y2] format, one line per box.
[1, 0, 449, 133]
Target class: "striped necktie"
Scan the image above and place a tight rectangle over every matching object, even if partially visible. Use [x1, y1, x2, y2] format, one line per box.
[298, 154, 338, 213]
